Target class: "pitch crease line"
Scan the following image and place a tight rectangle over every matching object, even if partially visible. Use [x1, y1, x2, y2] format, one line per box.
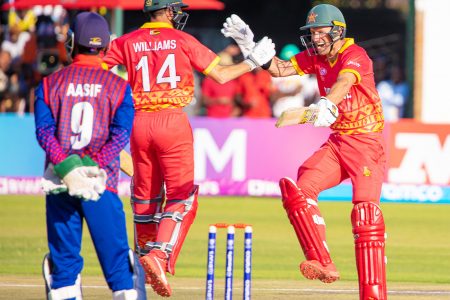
[1, 283, 449, 295]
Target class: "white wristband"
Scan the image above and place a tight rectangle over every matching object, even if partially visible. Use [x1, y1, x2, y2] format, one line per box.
[243, 59, 257, 71]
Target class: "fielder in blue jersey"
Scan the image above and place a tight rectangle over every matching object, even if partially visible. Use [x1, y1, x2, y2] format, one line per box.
[34, 12, 146, 300]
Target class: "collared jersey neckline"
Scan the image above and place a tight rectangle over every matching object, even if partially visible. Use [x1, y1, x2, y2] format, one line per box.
[73, 54, 108, 70]
[141, 22, 174, 29]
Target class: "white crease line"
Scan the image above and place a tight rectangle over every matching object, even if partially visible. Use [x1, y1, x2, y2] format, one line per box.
[1, 283, 449, 295]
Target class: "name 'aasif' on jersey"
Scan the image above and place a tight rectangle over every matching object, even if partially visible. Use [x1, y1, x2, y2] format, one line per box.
[66, 83, 102, 97]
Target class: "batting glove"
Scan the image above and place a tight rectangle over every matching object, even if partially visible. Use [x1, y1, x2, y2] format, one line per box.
[310, 97, 339, 127]
[244, 37, 276, 71]
[221, 14, 255, 58]
[41, 163, 68, 195]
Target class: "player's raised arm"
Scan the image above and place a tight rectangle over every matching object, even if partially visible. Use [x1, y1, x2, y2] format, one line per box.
[266, 56, 298, 77]
[221, 14, 297, 78]
[207, 36, 276, 84]
[221, 14, 255, 58]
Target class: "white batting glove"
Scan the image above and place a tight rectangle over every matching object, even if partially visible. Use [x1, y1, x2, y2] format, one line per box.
[41, 163, 68, 195]
[245, 36, 276, 70]
[310, 97, 339, 127]
[221, 14, 255, 58]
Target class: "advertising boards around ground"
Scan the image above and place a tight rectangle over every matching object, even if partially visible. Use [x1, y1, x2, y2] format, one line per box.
[0, 116, 449, 203]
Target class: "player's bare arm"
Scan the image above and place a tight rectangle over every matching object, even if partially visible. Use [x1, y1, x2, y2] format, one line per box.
[310, 72, 356, 128]
[207, 63, 253, 84]
[325, 72, 356, 104]
[267, 56, 298, 77]
[307, 72, 356, 128]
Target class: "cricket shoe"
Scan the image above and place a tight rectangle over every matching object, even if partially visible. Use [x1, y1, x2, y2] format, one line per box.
[300, 260, 340, 283]
[139, 250, 172, 297]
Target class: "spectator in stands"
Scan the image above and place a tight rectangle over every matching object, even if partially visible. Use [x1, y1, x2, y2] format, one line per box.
[271, 44, 303, 117]
[1, 24, 30, 63]
[51, 5, 70, 44]
[373, 55, 388, 84]
[271, 44, 319, 117]
[21, 14, 68, 113]
[377, 65, 409, 121]
[234, 59, 273, 118]
[182, 69, 203, 116]
[0, 49, 23, 113]
[0, 50, 12, 94]
[236, 68, 272, 118]
[201, 50, 239, 117]
[8, 8, 36, 32]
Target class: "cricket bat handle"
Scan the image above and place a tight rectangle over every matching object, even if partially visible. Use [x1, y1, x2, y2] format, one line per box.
[119, 150, 134, 177]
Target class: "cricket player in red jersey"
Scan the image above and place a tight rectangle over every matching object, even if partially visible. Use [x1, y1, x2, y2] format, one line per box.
[223, 4, 387, 300]
[102, 0, 275, 296]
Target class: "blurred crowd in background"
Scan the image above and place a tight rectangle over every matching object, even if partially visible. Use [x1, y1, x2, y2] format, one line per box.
[0, 5, 409, 122]
[0, 6, 70, 114]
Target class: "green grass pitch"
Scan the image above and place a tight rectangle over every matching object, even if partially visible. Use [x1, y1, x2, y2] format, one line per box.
[1, 195, 450, 299]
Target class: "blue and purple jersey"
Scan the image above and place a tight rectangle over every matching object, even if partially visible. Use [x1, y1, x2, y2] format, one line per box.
[35, 54, 134, 192]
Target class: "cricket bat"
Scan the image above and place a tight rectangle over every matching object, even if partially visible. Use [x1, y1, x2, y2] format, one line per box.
[120, 150, 134, 177]
[275, 106, 319, 128]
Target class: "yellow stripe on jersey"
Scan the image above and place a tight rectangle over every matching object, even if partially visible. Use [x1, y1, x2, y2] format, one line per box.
[202, 56, 220, 75]
[329, 38, 355, 68]
[339, 68, 361, 84]
[290, 57, 305, 75]
[338, 38, 354, 53]
[140, 22, 174, 29]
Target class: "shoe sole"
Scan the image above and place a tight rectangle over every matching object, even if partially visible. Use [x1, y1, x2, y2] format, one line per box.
[300, 261, 340, 284]
[140, 256, 172, 297]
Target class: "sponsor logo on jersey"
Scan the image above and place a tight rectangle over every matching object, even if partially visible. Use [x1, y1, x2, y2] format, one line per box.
[319, 67, 327, 76]
[347, 60, 361, 68]
[363, 166, 371, 177]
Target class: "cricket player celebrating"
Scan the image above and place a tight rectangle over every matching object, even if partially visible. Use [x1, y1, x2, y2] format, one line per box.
[223, 4, 387, 300]
[102, 0, 275, 297]
[34, 12, 146, 300]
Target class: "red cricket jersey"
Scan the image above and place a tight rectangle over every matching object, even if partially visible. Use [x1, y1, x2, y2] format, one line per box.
[103, 22, 219, 112]
[292, 38, 384, 134]
[236, 70, 272, 118]
[201, 76, 237, 118]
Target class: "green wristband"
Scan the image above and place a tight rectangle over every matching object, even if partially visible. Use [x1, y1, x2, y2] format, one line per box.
[82, 155, 98, 167]
[54, 154, 83, 179]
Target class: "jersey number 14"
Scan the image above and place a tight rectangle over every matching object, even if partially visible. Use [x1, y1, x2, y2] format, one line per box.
[136, 54, 181, 91]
